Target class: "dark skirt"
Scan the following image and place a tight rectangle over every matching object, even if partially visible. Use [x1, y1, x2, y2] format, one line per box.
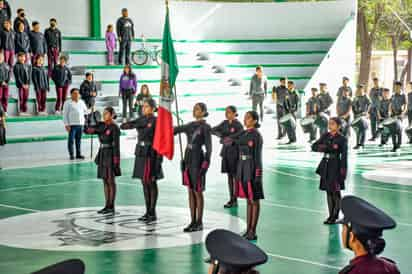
[133, 155, 164, 182]
[0, 126, 5, 146]
[95, 148, 121, 179]
[220, 145, 239, 175]
[182, 147, 206, 192]
[235, 159, 264, 200]
[316, 158, 345, 192]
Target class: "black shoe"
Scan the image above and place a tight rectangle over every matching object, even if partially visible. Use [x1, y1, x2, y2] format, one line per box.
[192, 222, 203, 232]
[368, 137, 376, 141]
[138, 214, 148, 222]
[286, 140, 296, 145]
[70, 155, 75, 160]
[246, 233, 257, 241]
[224, 200, 238, 208]
[323, 217, 332, 225]
[76, 155, 85, 160]
[97, 207, 109, 214]
[105, 207, 115, 214]
[145, 215, 157, 223]
[353, 145, 360, 150]
[183, 222, 195, 233]
[391, 147, 398, 152]
[379, 143, 385, 147]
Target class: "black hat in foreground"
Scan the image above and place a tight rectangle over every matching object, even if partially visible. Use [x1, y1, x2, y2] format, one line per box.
[206, 229, 268, 273]
[32, 259, 85, 274]
[338, 196, 396, 238]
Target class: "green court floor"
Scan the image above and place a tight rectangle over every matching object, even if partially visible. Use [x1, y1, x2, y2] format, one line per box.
[0, 144, 411, 274]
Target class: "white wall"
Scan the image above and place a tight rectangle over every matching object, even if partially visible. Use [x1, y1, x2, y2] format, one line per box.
[101, 0, 356, 39]
[9, 0, 89, 36]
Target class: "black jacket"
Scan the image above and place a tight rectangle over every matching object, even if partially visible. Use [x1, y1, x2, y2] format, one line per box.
[3, 1, 11, 19]
[44, 27, 62, 51]
[0, 29, 15, 50]
[32, 65, 49, 91]
[0, 62, 10, 83]
[116, 17, 134, 40]
[29, 31, 47, 55]
[0, 8, 8, 27]
[13, 63, 31, 88]
[13, 17, 30, 33]
[15, 31, 30, 53]
[79, 80, 97, 106]
[51, 64, 72, 87]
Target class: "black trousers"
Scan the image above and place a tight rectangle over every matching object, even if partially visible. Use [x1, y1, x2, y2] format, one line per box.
[408, 110, 412, 125]
[119, 39, 132, 65]
[121, 90, 134, 120]
[326, 191, 341, 221]
[392, 120, 402, 148]
[285, 113, 296, 142]
[252, 95, 264, 120]
[370, 109, 379, 139]
[276, 105, 285, 138]
[68, 125, 82, 157]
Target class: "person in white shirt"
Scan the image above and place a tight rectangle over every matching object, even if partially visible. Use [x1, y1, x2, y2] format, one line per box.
[63, 88, 88, 160]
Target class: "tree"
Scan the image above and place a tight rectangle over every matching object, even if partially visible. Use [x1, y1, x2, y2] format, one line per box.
[357, 1, 385, 87]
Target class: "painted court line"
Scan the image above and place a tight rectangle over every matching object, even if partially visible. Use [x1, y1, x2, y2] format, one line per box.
[0, 178, 98, 193]
[269, 167, 412, 194]
[0, 203, 40, 213]
[266, 252, 342, 270]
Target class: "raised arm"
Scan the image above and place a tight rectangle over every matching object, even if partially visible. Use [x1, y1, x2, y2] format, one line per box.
[211, 121, 225, 138]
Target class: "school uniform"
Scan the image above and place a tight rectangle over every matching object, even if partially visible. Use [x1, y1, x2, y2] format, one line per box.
[274, 85, 288, 138]
[13, 62, 31, 113]
[44, 27, 62, 76]
[212, 119, 243, 175]
[51, 64, 72, 112]
[306, 96, 321, 141]
[13, 17, 30, 33]
[120, 115, 163, 182]
[283, 89, 299, 143]
[14, 31, 30, 63]
[0, 29, 15, 67]
[0, 62, 10, 112]
[369, 87, 383, 139]
[28, 31, 47, 64]
[317, 91, 333, 135]
[337, 96, 352, 138]
[174, 120, 212, 192]
[32, 65, 49, 113]
[312, 132, 348, 223]
[0, 7, 8, 28]
[79, 80, 97, 109]
[0, 104, 6, 146]
[85, 122, 121, 179]
[338, 196, 400, 274]
[352, 95, 370, 147]
[378, 98, 391, 145]
[230, 128, 264, 201]
[390, 93, 406, 149]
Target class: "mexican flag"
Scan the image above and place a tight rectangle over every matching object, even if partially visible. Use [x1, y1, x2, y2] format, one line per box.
[153, 4, 179, 160]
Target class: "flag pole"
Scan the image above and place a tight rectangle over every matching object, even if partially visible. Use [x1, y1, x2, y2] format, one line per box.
[173, 85, 184, 160]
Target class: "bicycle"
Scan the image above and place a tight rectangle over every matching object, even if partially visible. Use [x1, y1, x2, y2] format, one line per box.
[132, 34, 162, 65]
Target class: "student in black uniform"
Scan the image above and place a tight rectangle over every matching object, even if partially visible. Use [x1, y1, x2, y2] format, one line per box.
[283, 80, 299, 144]
[206, 229, 268, 274]
[378, 88, 391, 147]
[317, 83, 333, 135]
[0, 53, 10, 113]
[338, 196, 400, 274]
[174, 103, 212, 232]
[31, 55, 49, 115]
[120, 98, 163, 223]
[29, 21, 47, 65]
[336, 87, 352, 138]
[13, 9, 30, 33]
[1, 20, 15, 68]
[51, 56, 72, 114]
[312, 117, 347, 225]
[134, 84, 152, 117]
[272, 77, 288, 139]
[15, 21, 30, 63]
[351, 84, 370, 149]
[211, 105, 243, 208]
[44, 18, 62, 76]
[13, 52, 31, 115]
[390, 81, 406, 152]
[225, 111, 263, 240]
[79, 72, 97, 109]
[305, 87, 321, 142]
[369, 77, 383, 141]
[85, 106, 121, 214]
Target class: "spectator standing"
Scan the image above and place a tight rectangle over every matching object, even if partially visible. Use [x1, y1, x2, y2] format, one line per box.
[79, 72, 97, 109]
[63, 88, 87, 160]
[15, 21, 30, 63]
[44, 18, 62, 76]
[105, 24, 116, 65]
[32, 55, 49, 115]
[116, 8, 134, 65]
[13, 52, 31, 115]
[51, 55, 72, 114]
[119, 64, 137, 121]
[29, 21, 47, 65]
[0, 20, 15, 67]
[13, 8, 29, 33]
